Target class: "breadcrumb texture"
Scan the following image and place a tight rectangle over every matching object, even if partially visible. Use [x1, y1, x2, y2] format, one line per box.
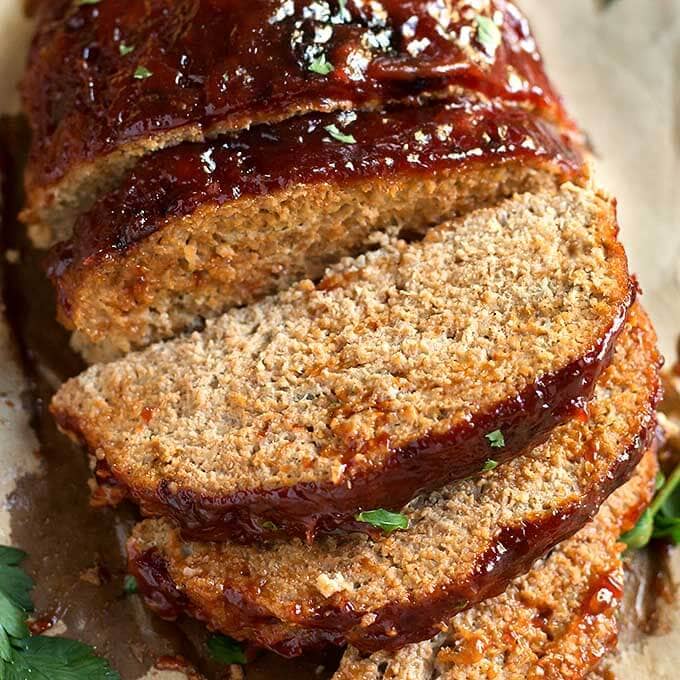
[47, 99, 585, 361]
[52, 186, 631, 541]
[332, 448, 659, 680]
[126, 305, 660, 656]
[21, 0, 571, 247]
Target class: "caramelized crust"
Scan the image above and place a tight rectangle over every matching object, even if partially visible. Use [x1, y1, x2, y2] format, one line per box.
[22, 0, 575, 245]
[52, 186, 631, 542]
[332, 448, 659, 679]
[47, 98, 586, 360]
[126, 306, 661, 657]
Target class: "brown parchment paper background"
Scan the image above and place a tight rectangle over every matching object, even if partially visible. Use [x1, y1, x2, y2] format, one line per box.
[0, 0, 678, 678]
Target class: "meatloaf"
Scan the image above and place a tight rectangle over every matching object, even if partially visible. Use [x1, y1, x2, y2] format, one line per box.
[52, 185, 632, 542]
[125, 305, 661, 656]
[22, 0, 575, 246]
[332, 447, 659, 680]
[47, 98, 586, 362]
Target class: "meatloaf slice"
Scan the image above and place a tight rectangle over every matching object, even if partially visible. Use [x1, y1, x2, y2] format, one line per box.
[47, 98, 586, 362]
[22, 0, 574, 247]
[332, 448, 659, 680]
[125, 305, 660, 656]
[52, 185, 633, 542]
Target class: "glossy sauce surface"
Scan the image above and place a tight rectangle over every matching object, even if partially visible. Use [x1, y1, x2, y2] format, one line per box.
[24, 0, 570, 189]
[49, 97, 583, 285]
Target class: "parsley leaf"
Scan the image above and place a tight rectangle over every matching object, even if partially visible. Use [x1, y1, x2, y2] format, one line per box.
[3, 637, 120, 680]
[324, 124, 356, 144]
[482, 459, 498, 472]
[355, 509, 410, 533]
[133, 66, 153, 80]
[622, 462, 680, 549]
[475, 15, 501, 57]
[485, 430, 505, 449]
[0, 548, 26, 567]
[0, 557, 33, 612]
[207, 634, 247, 665]
[309, 54, 334, 75]
[118, 43, 135, 56]
[123, 575, 138, 594]
[75, 0, 101, 5]
[0, 545, 120, 679]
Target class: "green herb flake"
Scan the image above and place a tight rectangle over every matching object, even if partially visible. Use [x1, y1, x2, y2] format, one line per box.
[207, 634, 247, 665]
[123, 575, 138, 594]
[0, 544, 120, 679]
[475, 14, 501, 57]
[621, 508, 654, 550]
[308, 54, 334, 75]
[75, 0, 101, 5]
[485, 430, 505, 449]
[482, 459, 498, 472]
[118, 43, 135, 56]
[355, 509, 410, 533]
[324, 124, 356, 144]
[260, 521, 279, 532]
[622, 462, 680, 550]
[133, 66, 153, 80]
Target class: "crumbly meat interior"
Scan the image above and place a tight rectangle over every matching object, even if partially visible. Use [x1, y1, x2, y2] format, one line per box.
[52, 185, 629, 501]
[126, 304, 658, 649]
[63, 163, 567, 362]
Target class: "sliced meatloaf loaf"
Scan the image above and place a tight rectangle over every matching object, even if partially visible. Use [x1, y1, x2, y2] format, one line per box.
[332, 447, 659, 680]
[47, 98, 586, 362]
[22, 0, 574, 246]
[52, 185, 633, 542]
[125, 305, 661, 655]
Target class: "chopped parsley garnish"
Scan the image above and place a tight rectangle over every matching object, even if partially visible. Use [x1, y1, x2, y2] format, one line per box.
[207, 634, 247, 665]
[308, 54, 334, 75]
[475, 15, 502, 56]
[482, 459, 499, 472]
[260, 520, 279, 532]
[118, 43, 135, 56]
[335, 0, 351, 22]
[75, 0, 101, 5]
[485, 430, 505, 449]
[324, 124, 356, 144]
[355, 509, 410, 533]
[622, 463, 680, 550]
[123, 575, 138, 594]
[0, 546, 120, 678]
[133, 66, 153, 80]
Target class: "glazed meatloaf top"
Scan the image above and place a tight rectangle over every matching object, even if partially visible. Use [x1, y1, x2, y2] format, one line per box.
[332, 447, 659, 679]
[22, 0, 574, 244]
[48, 97, 586, 361]
[52, 185, 632, 542]
[126, 304, 660, 656]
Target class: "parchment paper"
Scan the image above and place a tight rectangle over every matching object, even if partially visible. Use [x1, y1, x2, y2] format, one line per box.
[0, 1, 678, 678]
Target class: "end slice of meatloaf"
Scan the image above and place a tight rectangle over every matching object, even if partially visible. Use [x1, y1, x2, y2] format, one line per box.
[47, 98, 586, 362]
[51, 185, 633, 543]
[332, 447, 659, 680]
[125, 305, 661, 656]
[22, 0, 575, 247]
